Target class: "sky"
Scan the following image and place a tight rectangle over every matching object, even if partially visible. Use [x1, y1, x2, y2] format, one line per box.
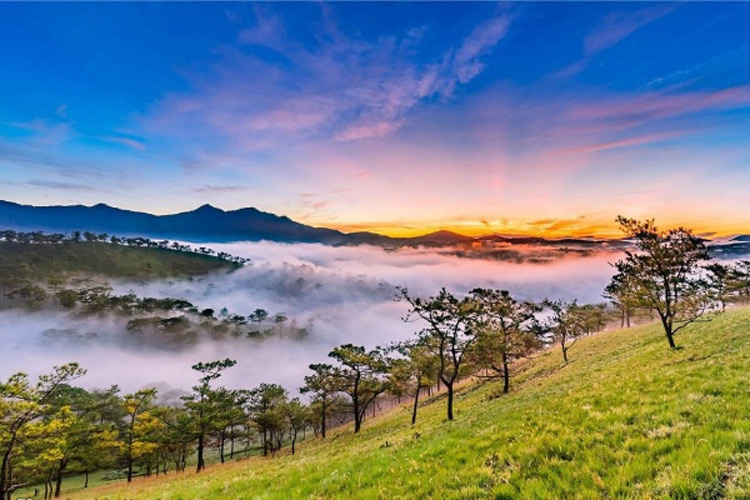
[0, 2, 749, 238]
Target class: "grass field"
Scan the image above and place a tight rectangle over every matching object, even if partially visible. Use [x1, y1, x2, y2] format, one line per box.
[65, 307, 750, 500]
[0, 241, 238, 281]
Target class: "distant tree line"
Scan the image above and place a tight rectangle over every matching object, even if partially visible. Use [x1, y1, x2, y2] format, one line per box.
[2, 217, 747, 498]
[3, 268, 297, 342]
[0, 230, 250, 266]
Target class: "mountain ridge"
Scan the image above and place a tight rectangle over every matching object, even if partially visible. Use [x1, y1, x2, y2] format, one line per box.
[0, 200, 620, 247]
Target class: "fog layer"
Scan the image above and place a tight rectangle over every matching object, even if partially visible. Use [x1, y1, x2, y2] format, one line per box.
[0, 242, 621, 394]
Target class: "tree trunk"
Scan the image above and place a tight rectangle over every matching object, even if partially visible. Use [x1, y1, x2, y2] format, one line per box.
[220, 430, 226, 464]
[446, 382, 454, 420]
[660, 315, 677, 348]
[353, 391, 361, 433]
[84, 470, 89, 488]
[0, 433, 16, 499]
[321, 398, 327, 439]
[666, 329, 676, 348]
[196, 434, 205, 473]
[47, 471, 54, 500]
[247, 426, 252, 456]
[54, 458, 66, 498]
[502, 352, 510, 394]
[411, 386, 421, 425]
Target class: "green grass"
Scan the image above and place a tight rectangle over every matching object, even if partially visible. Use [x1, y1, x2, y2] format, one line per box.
[71, 308, 750, 499]
[0, 241, 237, 281]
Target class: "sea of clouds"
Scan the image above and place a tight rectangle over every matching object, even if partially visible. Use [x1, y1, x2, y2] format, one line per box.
[0, 242, 621, 397]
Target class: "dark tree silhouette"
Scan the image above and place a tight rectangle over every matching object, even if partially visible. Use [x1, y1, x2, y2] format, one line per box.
[543, 299, 587, 363]
[300, 364, 338, 438]
[328, 345, 390, 433]
[122, 388, 157, 482]
[469, 289, 541, 394]
[182, 359, 236, 472]
[398, 287, 480, 421]
[610, 217, 717, 349]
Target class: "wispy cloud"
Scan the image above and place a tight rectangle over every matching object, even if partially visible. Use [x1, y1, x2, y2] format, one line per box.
[553, 4, 676, 79]
[194, 185, 249, 194]
[439, 14, 513, 95]
[553, 131, 681, 155]
[55, 104, 68, 118]
[26, 179, 101, 191]
[583, 5, 675, 55]
[0, 142, 101, 179]
[9, 118, 73, 146]
[566, 85, 750, 127]
[640, 46, 750, 91]
[100, 135, 146, 151]
[139, 7, 516, 150]
[236, 5, 286, 50]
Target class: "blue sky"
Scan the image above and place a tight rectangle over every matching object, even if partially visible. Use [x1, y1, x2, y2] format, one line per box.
[1, 2, 749, 236]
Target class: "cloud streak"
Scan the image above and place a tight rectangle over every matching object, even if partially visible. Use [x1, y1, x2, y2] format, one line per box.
[583, 5, 675, 55]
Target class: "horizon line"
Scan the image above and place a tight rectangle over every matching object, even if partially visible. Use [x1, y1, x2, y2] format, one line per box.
[1, 199, 745, 241]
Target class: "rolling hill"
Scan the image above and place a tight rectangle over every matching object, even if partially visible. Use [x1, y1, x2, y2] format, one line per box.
[65, 307, 750, 499]
[0, 240, 239, 281]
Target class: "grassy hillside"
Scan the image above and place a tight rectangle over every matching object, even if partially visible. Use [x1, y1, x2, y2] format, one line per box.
[0, 241, 238, 280]
[72, 308, 750, 500]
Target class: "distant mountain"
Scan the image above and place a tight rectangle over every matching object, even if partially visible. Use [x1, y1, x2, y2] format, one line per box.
[400, 230, 476, 246]
[0, 200, 622, 248]
[1, 200, 482, 246]
[709, 236, 750, 258]
[0, 200, 354, 244]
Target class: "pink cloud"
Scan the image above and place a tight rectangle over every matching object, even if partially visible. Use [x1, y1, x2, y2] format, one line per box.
[237, 6, 286, 50]
[138, 10, 516, 147]
[553, 131, 682, 155]
[335, 120, 404, 142]
[451, 15, 512, 85]
[568, 85, 750, 127]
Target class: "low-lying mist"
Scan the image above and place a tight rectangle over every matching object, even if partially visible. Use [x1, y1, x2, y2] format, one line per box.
[0, 242, 623, 396]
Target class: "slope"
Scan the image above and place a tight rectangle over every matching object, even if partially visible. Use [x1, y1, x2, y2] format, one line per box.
[0, 240, 238, 281]
[72, 308, 750, 499]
